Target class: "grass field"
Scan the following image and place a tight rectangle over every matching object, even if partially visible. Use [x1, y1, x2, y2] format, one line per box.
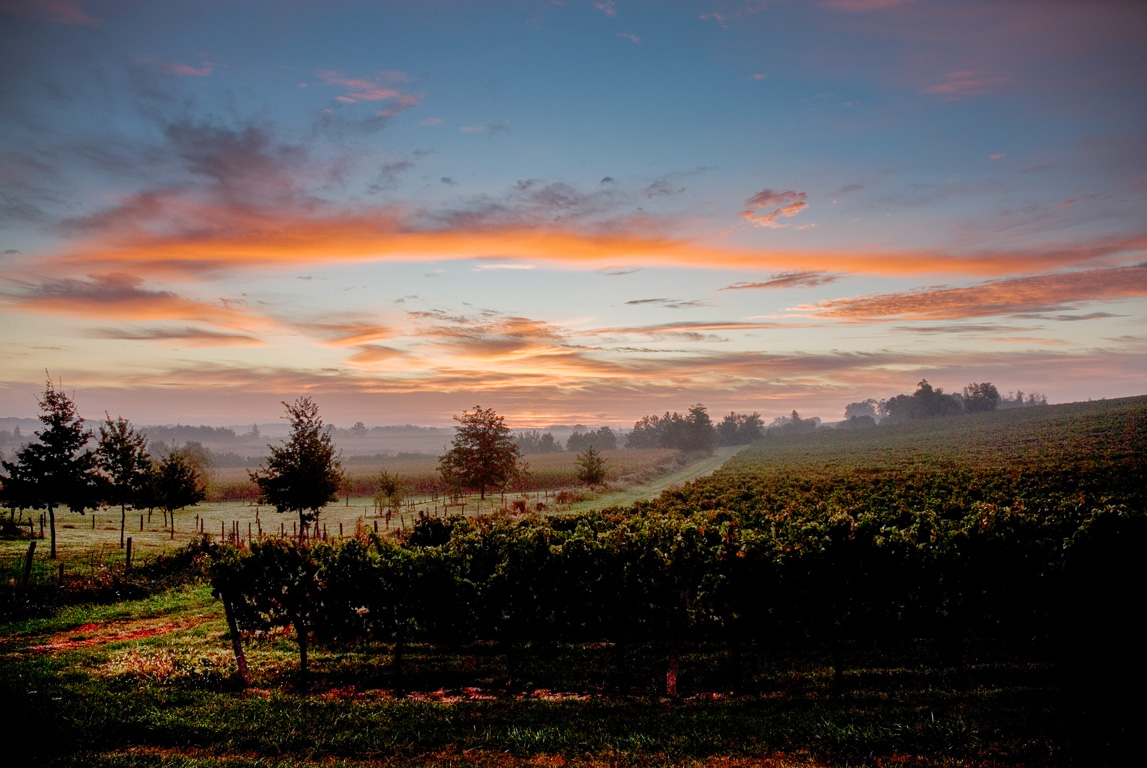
[1, 581, 1071, 768]
[1, 448, 682, 584]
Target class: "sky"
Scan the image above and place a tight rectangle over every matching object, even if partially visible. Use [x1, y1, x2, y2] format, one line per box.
[1, 0, 1145, 428]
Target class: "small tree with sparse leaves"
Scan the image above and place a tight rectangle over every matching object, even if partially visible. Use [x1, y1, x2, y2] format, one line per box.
[98, 414, 151, 548]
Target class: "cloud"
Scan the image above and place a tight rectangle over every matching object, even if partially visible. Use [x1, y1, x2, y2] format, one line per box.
[624, 298, 707, 309]
[46, 196, 1147, 282]
[0, 272, 271, 331]
[87, 326, 262, 346]
[740, 188, 809, 228]
[0, 0, 99, 26]
[459, 122, 511, 134]
[922, 71, 1011, 99]
[594, 1, 616, 17]
[617, 32, 641, 44]
[140, 55, 214, 77]
[345, 344, 405, 365]
[990, 153, 1007, 160]
[801, 265, 1147, 321]
[318, 70, 420, 116]
[699, 1, 772, 27]
[722, 271, 840, 290]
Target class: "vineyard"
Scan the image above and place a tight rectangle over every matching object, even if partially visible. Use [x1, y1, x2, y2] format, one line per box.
[2, 396, 1144, 766]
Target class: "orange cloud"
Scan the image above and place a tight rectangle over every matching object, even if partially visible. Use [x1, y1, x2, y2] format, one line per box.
[41, 193, 1147, 281]
[802, 265, 1147, 321]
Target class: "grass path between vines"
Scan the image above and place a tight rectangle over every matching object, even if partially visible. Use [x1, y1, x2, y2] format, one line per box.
[565, 446, 742, 514]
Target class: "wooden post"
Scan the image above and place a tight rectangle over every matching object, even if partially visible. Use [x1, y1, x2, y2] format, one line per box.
[140, 515, 144, 532]
[125, 537, 132, 572]
[373, 520, 378, 533]
[221, 521, 225, 540]
[339, 522, 343, 537]
[21, 540, 36, 589]
[93, 514, 96, 529]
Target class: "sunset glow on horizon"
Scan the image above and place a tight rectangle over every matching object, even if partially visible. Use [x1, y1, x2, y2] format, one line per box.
[2, 0, 1145, 428]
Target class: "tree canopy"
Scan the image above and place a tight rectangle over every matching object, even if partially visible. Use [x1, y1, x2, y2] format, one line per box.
[438, 405, 521, 499]
[250, 397, 344, 535]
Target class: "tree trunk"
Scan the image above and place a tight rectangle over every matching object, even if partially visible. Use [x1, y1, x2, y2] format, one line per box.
[120, 503, 126, 548]
[394, 623, 406, 697]
[295, 617, 309, 692]
[222, 595, 251, 689]
[48, 502, 56, 560]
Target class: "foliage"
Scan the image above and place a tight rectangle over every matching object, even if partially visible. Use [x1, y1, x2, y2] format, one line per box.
[250, 397, 344, 535]
[625, 404, 718, 454]
[97, 415, 151, 546]
[211, 395, 1147, 700]
[373, 468, 405, 512]
[513, 430, 562, 453]
[575, 446, 608, 485]
[438, 405, 522, 499]
[150, 446, 208, 514]
[963, 382, 1001, 413]
[715, 411, 764, 446]
[566, 426, 618, 452]
[0, 378, 103, 559]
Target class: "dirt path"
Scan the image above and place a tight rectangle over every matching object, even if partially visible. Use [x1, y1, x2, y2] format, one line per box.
[21, 612, 220, 653]
[564, 446, 741, 514]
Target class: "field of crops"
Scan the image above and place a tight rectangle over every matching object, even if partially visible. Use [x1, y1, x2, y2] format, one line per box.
[207, 448, 680, 501]
[2, 396, 1144, 766]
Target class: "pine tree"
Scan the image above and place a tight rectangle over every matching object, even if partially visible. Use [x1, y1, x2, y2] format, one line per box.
[250, 397, 344, 538]
[0, 379, 102, 559]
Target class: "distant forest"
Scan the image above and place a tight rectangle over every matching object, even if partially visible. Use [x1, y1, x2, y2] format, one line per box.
[0, 379, 1048, 464]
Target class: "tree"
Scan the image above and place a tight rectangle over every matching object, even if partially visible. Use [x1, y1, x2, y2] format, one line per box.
[97, 414, 151, 548]
[717, 412, 765, 446]
[963, 382, 1001, 413]
[844, 400, 879, 422]
[153, 446, 207, 533]
[374, 469, 405, 514]
[251, 397, 344, 538]
[0, 378, 102, 559]
[576, 446, 608, 485]
[566, 426, 618, 452]
[438, 405, 521, 500]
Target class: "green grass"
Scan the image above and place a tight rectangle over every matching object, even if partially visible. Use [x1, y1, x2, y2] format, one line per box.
[0, 584, 1073, 768]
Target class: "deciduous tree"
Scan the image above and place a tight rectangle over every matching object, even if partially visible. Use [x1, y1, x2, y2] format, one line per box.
[438, 405, 521, 500]
[97, 414, 151, 548]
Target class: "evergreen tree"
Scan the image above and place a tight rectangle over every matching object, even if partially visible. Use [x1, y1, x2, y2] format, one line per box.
[0, 379, 102, 559]
[251, 397, 344, 538]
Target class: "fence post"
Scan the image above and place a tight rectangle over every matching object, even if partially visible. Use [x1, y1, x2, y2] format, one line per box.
[21, 540, 36, 589]
[125, 537, 133, 572]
